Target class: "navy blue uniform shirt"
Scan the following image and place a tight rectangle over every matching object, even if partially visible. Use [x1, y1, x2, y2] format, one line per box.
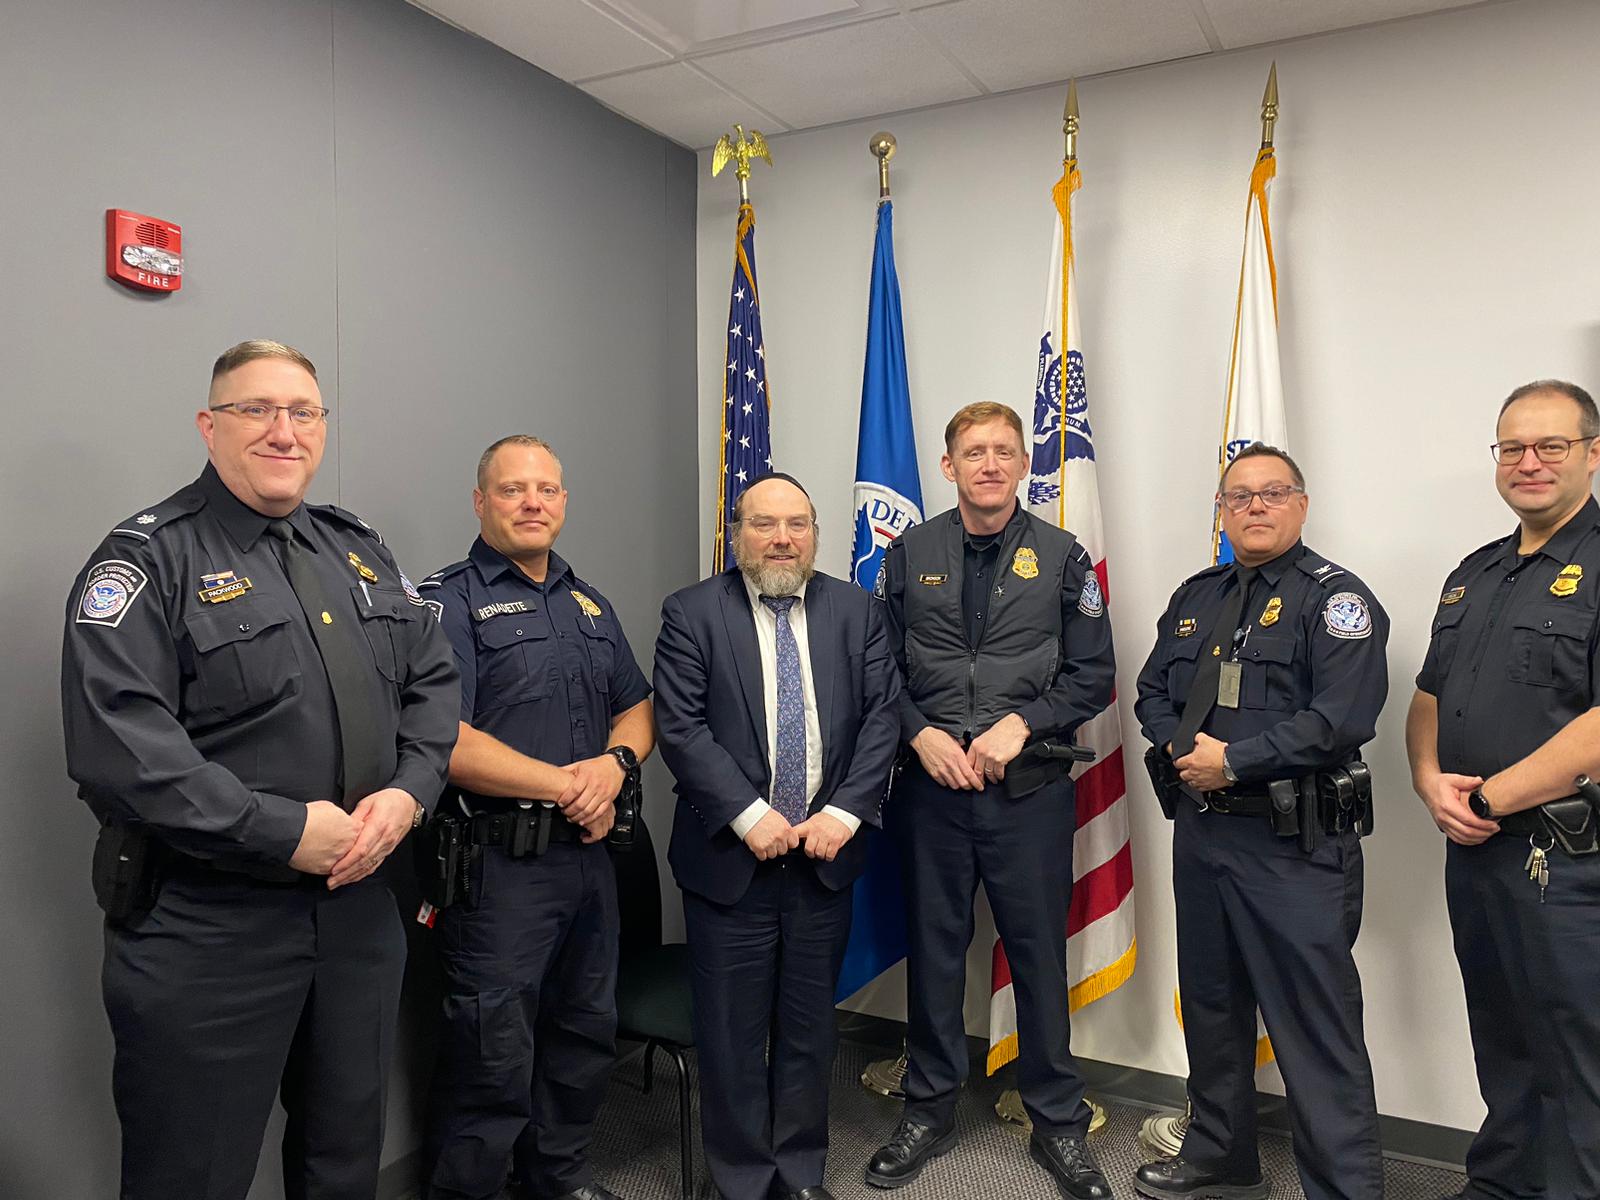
[421, 537, 651, 771]
[1135, 542, 1390, 782]
[1418, 496, 1600, 780]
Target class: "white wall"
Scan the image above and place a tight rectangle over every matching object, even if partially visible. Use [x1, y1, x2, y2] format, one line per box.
[694, 0, 1600, 1134]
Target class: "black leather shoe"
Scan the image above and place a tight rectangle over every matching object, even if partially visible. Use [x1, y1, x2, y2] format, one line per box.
[786, 1189, 836, 1200]
[864, 1119, 958, 1188]
[1029, 1134, 1112, 1200]
[546, 1186, 623, 1200]
[1133, 1156, 1268, 1200]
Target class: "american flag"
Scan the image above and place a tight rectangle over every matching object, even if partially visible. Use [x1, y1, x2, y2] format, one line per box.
[989, 157, 1137, 1075]
[714, 202, 773, 571]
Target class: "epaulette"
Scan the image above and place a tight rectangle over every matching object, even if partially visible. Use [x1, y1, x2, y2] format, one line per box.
[418, 560, 471, 589]
[1295, 554, 1348, 588]
[1458, 534, 1508, 566]
[1180, 562, 1231, 587]
[310, 503, 384, 545]
[109, 491, 203, 542]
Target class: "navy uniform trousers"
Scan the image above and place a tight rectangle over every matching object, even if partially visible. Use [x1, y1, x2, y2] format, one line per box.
[895, 763, 1093, 1138]
[683, 854, 853, 1200]
[103, 869, 406, 1200]
[1173, 802, 1381, 1200]
[425, 840, 619, 1200]
[1447, 834, 1600, 1200]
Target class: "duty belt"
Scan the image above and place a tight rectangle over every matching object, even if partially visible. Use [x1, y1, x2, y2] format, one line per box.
[469, 802, 582, 857]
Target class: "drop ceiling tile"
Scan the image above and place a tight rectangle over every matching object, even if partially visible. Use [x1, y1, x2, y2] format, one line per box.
[611, 0, 866, 47]
[694, 14, 982, 129]
[411, 0, 671, 80]
[912, 0, 1210, 91]
[581, 61, 779, 148]
[1198, 0, 1484, 49]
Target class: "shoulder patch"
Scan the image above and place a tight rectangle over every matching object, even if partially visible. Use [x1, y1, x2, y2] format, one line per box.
[1323, 591, 1373, 640]
[311, 503, 383, 545]
[1077, 572, 1105, 617]
[76, 559, 150, 627]
[109, 492, 202, 541]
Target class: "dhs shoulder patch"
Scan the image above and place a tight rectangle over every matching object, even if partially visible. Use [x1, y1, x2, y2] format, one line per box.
[1323, 591, 1373, 640]
[77, 560, 150, 627]
[1077, 572, 1105, 617]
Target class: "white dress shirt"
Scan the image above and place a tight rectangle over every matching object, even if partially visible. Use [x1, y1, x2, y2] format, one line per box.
[729, 578, 861, 839]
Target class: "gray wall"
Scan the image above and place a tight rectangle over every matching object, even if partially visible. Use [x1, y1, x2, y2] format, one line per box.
[0, 1, 698, 1195]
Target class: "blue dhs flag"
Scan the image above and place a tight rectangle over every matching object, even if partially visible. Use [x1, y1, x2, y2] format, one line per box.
[714, 202, 773, 571]
[839, 198, 922, 1002]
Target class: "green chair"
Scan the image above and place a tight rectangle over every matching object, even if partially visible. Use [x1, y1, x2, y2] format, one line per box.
[610, 816, 695, 1198]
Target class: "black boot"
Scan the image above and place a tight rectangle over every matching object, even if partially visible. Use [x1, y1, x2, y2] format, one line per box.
[1030, 1134, 1112, 1200]
[1134, 1156, 1269, 1200]
[864, 1118, 958, 1188]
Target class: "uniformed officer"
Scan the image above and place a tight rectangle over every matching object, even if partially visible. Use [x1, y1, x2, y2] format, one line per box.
[1132, 443, 1387, 1200]
[419, 434, 655, 1200]
[867, 402, 1116, 1200]
[60, 340, 460, 1200]
[1405, 379, 1600, 1200]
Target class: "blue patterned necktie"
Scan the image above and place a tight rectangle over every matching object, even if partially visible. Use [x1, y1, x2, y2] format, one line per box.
[761, 594, 808, 824]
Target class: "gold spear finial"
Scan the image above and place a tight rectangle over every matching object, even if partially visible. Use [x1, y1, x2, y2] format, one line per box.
[869, 131, 896, 199]
[711, 123, 773, 204]
[1064, 79, 1079, 162]
[1260, 62, 1279, 149]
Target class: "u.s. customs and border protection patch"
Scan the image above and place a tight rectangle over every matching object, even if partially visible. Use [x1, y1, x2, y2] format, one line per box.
[1175, 617, 1198, 638]
[399, 571, 426, 606]
[1077, 572, 1104, 617]
[1440, 586, 1466, 606]
[77, 560, 149, 627]
[1323, 591, 1373, 639]
[1012, 547, 1040, 580]
[1259, 597, 1282, 627]
[571, 590, 603, 618]
[1551, 564, 1583, 598]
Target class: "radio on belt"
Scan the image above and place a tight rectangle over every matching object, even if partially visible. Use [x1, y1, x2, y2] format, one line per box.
[106, 209, 183, 293]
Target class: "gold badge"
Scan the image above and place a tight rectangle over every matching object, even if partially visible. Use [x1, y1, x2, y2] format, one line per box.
[197, 571, 252, 604]
[1211, 646, 1222, 657]
[571, 589, 603, 618]
[321, 611, 333, 624]
[1440, 586, 1465, 605]
[1551, 564, 1583, 598]
[347, 552, 379, 583]
[1175, 618, 1198, 638]
[1011, 547, 1040, 580]
[1259, 597, 1282, 627]
[918, 573, 948, 585]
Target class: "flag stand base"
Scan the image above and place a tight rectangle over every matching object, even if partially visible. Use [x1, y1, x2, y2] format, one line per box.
[860, 1046, 908, 1099]
[1137, 1104, 1190, 1158]
[995, 1089, 1107, 1137]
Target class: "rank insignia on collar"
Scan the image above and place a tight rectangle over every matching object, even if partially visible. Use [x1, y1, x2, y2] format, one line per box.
[1551, 564, 1583, 598]
[1259, 597, 1283, 627]
[197, 570, 252, 604]
[1175, 617, 1198, 637]
[1440, 586, 1466, 605]
[918, 573, 948, 585]
[1011, 547, 1040, 580]
[347, 552, 379, 584]
[571, 590, 603, 618]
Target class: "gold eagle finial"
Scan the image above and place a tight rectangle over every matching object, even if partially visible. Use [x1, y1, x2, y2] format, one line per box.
[711, 124, 773, 203]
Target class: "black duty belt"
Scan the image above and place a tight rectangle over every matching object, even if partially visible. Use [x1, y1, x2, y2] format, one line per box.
[1194, 786, 1274, 818]
[469, 804, 582, 857]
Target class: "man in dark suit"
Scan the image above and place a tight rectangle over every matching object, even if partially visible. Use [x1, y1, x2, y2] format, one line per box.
[653, 472, 902, 1200]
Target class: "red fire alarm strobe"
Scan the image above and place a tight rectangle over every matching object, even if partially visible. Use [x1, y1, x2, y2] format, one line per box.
[106, 210, 183, 292]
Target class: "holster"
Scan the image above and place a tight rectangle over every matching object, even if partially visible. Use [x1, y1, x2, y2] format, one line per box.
[91, 824, 165, 925]
[414, 812, 477, 911]
[608, 765, 642, 850]
[1539, 797, 1599, 857]
[1003, 740, 1089, 799]
[1143, 747, 1182, 820]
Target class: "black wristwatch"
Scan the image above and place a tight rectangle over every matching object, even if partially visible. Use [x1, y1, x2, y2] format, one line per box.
[605, 745, 639, 773]
[1468, 787, 1494, 819]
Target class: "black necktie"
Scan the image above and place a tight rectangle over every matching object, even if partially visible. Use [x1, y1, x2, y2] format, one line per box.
[1170, 565, 1257, 759]
[268, 520, 382, 809]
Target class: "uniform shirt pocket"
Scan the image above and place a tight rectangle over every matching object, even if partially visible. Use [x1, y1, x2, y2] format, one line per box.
[1428, 604, 1468, 679]
[1237, 634, 1298, 709]
[476, 617, 554, 707]
[1509, 605, 1592, 689]
[577, 620, 617, 694]
[352, 586, 416, 683]
[183, 599, 301, 720]
[1165, 637, 1204, 705]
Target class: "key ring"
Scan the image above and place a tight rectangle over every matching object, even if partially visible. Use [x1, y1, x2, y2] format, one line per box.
[1529, 832, 1555, 853]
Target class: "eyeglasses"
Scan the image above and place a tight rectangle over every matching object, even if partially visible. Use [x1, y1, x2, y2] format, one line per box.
[209, 402, 330, 428]
[742, 516, 814, 537]
[1489, 436, 1596, 465]
[1217, 484, 1304, 513]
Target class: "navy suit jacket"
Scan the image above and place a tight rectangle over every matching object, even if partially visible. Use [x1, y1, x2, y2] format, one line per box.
[654, 569, 903, 906]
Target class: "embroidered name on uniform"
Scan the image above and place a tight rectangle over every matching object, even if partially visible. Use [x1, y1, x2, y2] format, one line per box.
[1440, 586, 1466, 606]
[197, 571, 253, 604]
[474, 600, 530, 621]
[918, 573, 948, 585]
[78, 560, 150, 627]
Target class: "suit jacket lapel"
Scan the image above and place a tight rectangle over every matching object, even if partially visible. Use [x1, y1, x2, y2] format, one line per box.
[804, 581, 835, 783]
[719, 575, 770, 764]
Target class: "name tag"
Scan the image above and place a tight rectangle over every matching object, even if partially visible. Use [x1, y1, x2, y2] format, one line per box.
[1217, 660, 1242, 709]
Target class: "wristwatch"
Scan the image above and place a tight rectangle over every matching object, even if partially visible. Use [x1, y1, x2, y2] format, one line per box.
[1468, 787, 1494, 819]
[1221, 750, 1238, 785]
[605, 745, 639, 773]
[411, 798, 427, 829]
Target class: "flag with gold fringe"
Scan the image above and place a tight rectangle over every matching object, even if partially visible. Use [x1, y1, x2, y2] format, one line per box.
[713, 201, 773, 571]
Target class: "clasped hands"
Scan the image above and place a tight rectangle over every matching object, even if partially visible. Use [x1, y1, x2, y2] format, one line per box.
[742, 809, 853, 863]
[910, 713, 1030, 790]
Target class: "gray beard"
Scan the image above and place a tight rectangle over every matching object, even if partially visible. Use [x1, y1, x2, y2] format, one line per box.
[740, 558, 812, 597]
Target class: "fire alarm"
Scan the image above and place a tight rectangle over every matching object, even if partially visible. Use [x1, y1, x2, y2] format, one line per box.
[106, 210, 183, 292]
